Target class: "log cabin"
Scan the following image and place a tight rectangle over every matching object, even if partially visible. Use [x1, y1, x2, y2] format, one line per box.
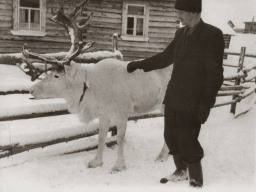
[0, 0, 178, 61]
[0, 0, 232, 61]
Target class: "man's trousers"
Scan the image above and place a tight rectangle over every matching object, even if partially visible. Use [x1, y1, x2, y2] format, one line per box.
[164, 106, 204, 164]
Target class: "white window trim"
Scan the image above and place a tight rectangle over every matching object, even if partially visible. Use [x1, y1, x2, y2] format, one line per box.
[11, 30, 46, 36]
[11, 0, 47, 36]
[121, 2, 150, 42]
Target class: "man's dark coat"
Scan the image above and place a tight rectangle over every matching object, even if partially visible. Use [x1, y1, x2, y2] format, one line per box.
[136, 19, 224, 111]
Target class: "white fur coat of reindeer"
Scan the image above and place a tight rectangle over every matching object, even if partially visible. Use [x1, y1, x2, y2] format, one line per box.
[30, 59, 172, 172]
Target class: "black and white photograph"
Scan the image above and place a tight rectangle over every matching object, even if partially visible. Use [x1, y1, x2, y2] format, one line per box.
[0, 0, 255, 191]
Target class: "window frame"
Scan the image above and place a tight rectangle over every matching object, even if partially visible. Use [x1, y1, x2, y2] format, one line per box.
[11, 0, 47, 36]
[121, 2, 150, 42]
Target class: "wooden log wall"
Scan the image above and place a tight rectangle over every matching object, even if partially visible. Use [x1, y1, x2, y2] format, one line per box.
[0, 0, 83, 54]
[86, 0, 178, 61]
[0, 0, 178, 61]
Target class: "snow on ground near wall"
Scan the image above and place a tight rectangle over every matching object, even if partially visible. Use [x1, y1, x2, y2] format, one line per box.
[0, 105, 255, 192]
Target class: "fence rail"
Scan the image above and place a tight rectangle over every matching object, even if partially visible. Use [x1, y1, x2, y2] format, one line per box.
[224, 51, 256, 58]
[0, 42, 255, 159]
[223, 47, 256, 114]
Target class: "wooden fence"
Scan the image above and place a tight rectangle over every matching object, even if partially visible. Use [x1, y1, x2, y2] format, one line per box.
[221, 47, 256, 114]
[0, 42, 256, 159]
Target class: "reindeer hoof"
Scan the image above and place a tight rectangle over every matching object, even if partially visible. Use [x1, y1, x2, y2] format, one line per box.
[155, 154, 169, 162]
[87, 159, 103, 168]
[110, 164, 126, 174]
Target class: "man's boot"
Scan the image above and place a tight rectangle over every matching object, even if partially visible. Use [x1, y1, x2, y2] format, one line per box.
[160, 155, 188, 183]
[188, 162, 203, 188]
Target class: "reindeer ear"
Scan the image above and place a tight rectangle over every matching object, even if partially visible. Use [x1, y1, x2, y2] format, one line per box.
[65, 61, 86, 81]
[64, 61, 78, 78]
[64, 64, 72, 77]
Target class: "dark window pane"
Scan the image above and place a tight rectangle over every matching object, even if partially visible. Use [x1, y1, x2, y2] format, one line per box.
[127, 17, 134, 35]
[20, 9, 29, 23]
[136, 18, 144, 36]
[128, 5, 144, 15]
[19, 9, 29, 30]
[31, 9, 40, 30]
[31, 10, 40, 23]
[20, 0, 40, 8]
[127, 17, 134, 29]
[127, 29, 133, 35]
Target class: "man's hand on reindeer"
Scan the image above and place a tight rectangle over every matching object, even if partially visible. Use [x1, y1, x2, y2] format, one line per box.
[127, 61, 141, 73]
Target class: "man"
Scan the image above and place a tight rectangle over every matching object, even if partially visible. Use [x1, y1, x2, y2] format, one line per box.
[127, 0, 224, 188]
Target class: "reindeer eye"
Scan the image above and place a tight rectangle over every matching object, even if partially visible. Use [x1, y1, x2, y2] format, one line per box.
[54, 75, 59, 78]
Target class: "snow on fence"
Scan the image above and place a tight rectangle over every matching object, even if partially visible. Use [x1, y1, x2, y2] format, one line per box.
[0, 43, 256, 159]
[0, 113, 164, 158]
[220, 47, 256, 114]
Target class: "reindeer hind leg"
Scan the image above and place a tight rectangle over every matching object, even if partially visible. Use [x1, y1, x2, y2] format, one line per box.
[87, 117, 110, 168]
[111, 119, 128, 173]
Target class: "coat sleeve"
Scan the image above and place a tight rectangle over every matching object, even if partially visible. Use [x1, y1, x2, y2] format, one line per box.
[202, 29, 224, 108]
[132, 29, 181, 72]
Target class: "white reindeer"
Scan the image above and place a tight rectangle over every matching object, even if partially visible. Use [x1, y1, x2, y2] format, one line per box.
[18, 0, 171, 172]
[29, 59, 172, 172]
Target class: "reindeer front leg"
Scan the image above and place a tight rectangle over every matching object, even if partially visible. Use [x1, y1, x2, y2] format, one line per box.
[155, 142, 169, 162]
[88, 117, 110, 168]
[111, 120, 127, 173]
[155, 104, 169, 162]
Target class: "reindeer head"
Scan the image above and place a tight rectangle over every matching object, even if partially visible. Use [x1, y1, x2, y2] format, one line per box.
[30, 68, 66, 99]
[30, 61, 87, 99]
[18, 0, 94, 98]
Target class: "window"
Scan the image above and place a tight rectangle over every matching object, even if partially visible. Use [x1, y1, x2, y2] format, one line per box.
[122, 2, 149, 41]
[11, 0, 46, 36]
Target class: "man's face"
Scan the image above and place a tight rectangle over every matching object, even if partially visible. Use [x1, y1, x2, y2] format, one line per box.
[177, 10, 194, 26]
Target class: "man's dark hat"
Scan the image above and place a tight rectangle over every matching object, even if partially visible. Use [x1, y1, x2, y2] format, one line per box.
[175, 0, 202, 13]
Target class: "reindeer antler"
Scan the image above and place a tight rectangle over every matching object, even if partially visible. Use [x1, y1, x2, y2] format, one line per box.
[20, 0, 94, 81]
[50, 0, 93, 57]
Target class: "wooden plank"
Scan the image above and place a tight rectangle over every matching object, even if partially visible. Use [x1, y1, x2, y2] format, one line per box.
[0, 15, 13, 21]
[0, 34, 71, 43]
[90, 11, 121, 19]
[121, 50, 158, 58]
[0, 3, 12, 10]
[230, 47, 246, 114]
[92, 16, 122, 24]
[0, 21, 12, 28]
[0, 10, 12, 17]
[149, 1, 175, 7]
[225, 51, 256, 58]
[150, 26, 177, 33]
[150, 10, 177, 17]
[149, 6, 175, 12]
[150, 15, 176, 22]
[0, 110, 69, 121]
[149, 31, 174, 38]
[149, 21, 177, 27]
[119, 41, 167, 49]
[149, 38, 172, 44]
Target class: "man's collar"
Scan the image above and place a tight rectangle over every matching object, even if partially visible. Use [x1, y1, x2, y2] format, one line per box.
[185, 19, 203, 35]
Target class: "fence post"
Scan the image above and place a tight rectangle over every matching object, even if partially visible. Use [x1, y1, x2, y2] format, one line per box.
[230, 47, 246, 114]
[112, 33, 119, 52]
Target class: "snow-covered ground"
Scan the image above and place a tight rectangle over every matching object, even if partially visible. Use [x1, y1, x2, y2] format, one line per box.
[0, 106, 255, 192]
[0, 33, 256, 192]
